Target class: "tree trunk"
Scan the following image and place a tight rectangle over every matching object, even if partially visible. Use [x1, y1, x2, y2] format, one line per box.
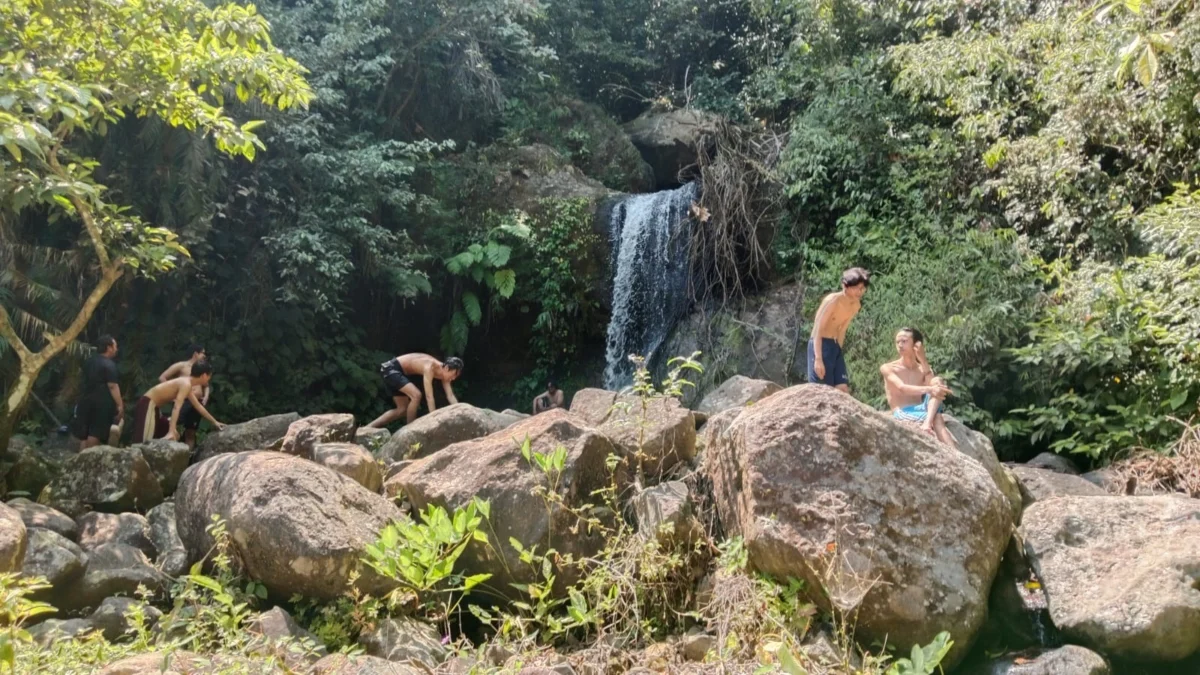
[0, 264, 123, 457]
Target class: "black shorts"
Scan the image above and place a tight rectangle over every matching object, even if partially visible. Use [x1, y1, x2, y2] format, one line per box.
[180, 401, 202, 431]
[73, 399, 116, 441]
[381, 368, 413, 397]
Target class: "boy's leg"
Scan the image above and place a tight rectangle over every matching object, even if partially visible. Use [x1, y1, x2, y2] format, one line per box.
[932, 411, 956, 447]
[369, 396, 408, 428]
[400, 383, 423, 424]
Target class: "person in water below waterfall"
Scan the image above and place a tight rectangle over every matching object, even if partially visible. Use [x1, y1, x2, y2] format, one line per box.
[132, 360, 225, 443]
[880, 327, 956, 447]
[367, 353, 464, 428]
[807, 267, 870, 392]
[532, 378, 564, 415]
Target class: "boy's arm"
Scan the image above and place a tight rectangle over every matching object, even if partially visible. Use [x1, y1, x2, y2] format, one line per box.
[424, 367, 437, 414]
[442, 379, 458, 406]
[187, 391, 225, 429]
[158, 362, 182, 383]
[810, 296, 836, 377]
[169, 385, 188, 439]
[108, 383, 123, 422]
[883, 370, 937, 398]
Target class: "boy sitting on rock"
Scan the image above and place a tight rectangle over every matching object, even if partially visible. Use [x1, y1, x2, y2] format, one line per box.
[880, 327, 955, 447]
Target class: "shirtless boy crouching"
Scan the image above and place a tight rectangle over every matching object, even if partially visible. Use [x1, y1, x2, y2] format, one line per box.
[367, 354, 464, 428]
[880, 327, 955, 447]
[158, 343, 210, 449]
[132, 361, 226, 443]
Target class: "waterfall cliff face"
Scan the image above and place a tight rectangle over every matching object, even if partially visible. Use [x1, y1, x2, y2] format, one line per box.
[603, 182, 698, 390]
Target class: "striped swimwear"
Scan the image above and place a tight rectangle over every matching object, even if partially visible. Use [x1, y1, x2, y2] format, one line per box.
[893, 394, 943, 424]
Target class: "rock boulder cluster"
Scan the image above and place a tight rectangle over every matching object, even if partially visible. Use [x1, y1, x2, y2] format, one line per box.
[7, 374, 1198, 673]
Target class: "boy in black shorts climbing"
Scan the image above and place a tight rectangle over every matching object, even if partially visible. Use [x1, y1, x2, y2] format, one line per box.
[158, 343, 209, 449]
[366, 353, 464, 428]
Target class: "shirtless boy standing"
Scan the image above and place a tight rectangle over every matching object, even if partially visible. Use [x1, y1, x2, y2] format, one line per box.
[807, 268, 870, 392]
[367, 354, 464, 428]
[132, 361, 225, 443]
[880, 327, 955, 447]
[158, 343, 210, 449]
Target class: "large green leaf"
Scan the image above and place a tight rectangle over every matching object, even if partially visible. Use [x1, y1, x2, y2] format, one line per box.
[494, 269, 517, 298]
[462, 291, 482, 325]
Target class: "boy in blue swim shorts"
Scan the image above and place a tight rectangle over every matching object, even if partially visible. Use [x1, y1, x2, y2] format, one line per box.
[880, 327, 955, 447]
[807, 267, 870, 393]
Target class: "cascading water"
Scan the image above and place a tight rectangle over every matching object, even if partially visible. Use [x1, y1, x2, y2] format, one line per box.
[603, 182, 698, 390]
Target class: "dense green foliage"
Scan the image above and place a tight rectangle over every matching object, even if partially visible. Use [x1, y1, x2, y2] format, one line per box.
[4, 0, 1200, 466]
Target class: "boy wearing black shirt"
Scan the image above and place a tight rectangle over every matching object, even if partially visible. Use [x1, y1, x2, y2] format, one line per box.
[74, 335, 123, 449]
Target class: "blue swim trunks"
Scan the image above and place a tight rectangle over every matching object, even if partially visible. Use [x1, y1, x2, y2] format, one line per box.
[807, 337, 849, 387]
[893, 394, 944, 423]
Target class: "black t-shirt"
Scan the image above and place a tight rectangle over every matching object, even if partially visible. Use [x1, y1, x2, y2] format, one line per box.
[81, 355, 118, 404]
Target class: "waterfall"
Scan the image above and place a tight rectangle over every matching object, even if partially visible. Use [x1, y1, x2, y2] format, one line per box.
[603, 182, 698, 390]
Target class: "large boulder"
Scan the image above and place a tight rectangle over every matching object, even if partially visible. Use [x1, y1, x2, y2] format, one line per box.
[378, 404, 524, 462]
[624, 109, 717, 188]
[633, 481, 702, 547]
[147, 502, 189, 577]
[388, 409, 618, 599]
[962, 646, 1109, 675]
[38, 446, 163, 517]
[63, 542, 171, 612]
[1021, 495, 1200, 661]
[77, 512, 156, 558]
[175, 452, 403, 600]
[192, 412, 300, 463]
[6, 498, 75, 540]
[136, 440, 192, 495]
[695, 375, 782, 416]
[21, 528, 86, 590]
[279, 413, 357, 460]
[570, 388, 695, 482]
[1009, 466, 1106, 508]
[945, 417, 1023, 523]
[0, 502, 26, 573]
[313, 443, 383, 493]
[704, 385, 1011, 667]
[664, 283, 804, 407]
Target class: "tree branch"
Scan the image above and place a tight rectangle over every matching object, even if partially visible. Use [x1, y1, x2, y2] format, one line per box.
[46, 146, 111, 269]
[39, 263, 124, 360]
[0, 305, 34, 364]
